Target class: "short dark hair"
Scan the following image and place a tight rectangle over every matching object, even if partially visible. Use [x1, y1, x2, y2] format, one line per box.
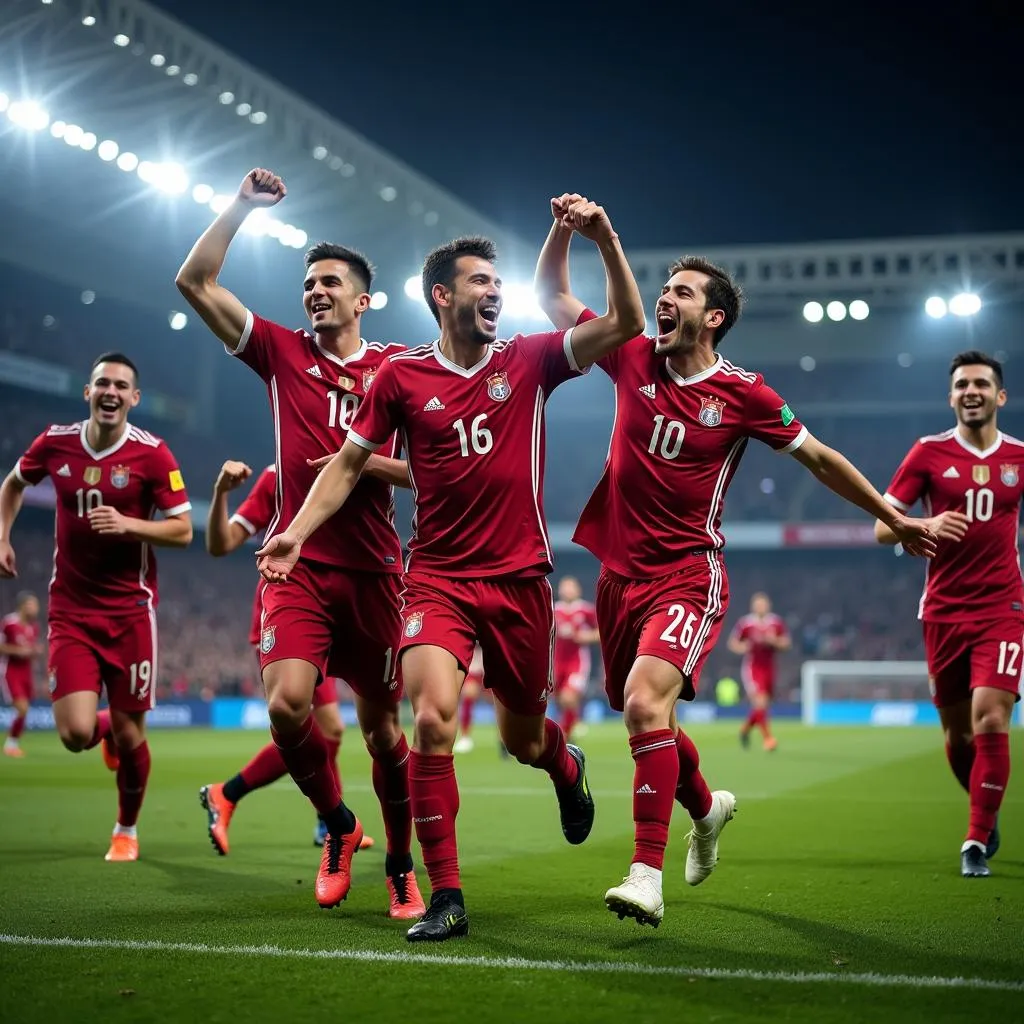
[950, 350, 1003, 388]
[91, 351, 139, 384]
[304, 241, 374, 294]
[667, 255, 744, 346]
[422, 236, 497, 325]
[15, 590, 36, 608]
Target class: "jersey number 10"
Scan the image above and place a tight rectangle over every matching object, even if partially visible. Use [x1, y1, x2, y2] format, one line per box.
[964, 487, 993, 523]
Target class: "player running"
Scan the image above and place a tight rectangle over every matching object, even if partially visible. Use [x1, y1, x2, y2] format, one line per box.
[176, 168, 424, 919]
[876, 350, 1020, 878]
[453, 645, 484, 753]
[257, 196, 646, 942]
[728, 591, 790, 751]
[553, 576, 600, 742]
[199, 459, 375, 852]
[0, 353, 193, 860]
[535, 198, 936, 927]
[2, 590, 43, 757]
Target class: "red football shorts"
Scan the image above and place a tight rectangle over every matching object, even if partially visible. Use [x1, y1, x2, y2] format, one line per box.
[923, 617, 1024, 708]
[48, 611, 158, 713]
[596, 552, 729, 711]
[742, 662, 775, 699]
[258, 559, 403, 703]
[400, 572, 554, 717]
[554, 648, 591, 696]
[2, 662, 35, 703]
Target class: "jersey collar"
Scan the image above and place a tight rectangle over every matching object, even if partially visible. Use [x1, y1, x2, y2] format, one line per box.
[432, 339, 494, 378]
[953, 428, 1003, 460]
[79, 421, 131, 461]
[315, 337, 367, 369]
[664, 355, 724, 387]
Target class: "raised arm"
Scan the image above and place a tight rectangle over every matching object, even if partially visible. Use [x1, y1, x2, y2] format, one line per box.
[207, 460, 254, 556]
[175, 168, 287, 350]
[535, 195, 588, 331]
[0, 470, 27, 578]
[550, 197, 645, 370]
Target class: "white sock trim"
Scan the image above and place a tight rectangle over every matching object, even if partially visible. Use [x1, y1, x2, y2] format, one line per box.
[113, 824, 138, 838]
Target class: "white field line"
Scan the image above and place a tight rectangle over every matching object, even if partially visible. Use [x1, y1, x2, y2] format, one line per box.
[1, 934, 1021, 993]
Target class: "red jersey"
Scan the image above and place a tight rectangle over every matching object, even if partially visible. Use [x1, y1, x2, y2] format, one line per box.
[1, 614, 39, 667]
[348, 330, 586, 577]
[231, 311, 403, 573]
[554, 599, 598, 666]
[730, 612, 787, 683]
[14, 422, 191, 618]
[572, 312, 807, 577]
[884, 428, 1024, 622]
[227, 465, 277, 646]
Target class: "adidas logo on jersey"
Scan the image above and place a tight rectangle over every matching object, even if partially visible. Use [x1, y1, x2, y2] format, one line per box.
[57, 464, 71, 477]
[423, 396, 446, 411]
[943, 466, 960, 478]
[639, 383, 656, 399]
[305, 365, 323, 378]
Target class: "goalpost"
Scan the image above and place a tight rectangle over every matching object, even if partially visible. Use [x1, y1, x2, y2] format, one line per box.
[800, 660, 932, 726]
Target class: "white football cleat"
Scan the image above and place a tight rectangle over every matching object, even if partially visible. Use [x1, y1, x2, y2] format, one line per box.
[685, 790, 736, 886]
[604, 863, 664, 927]
[453, 735, 475, 754]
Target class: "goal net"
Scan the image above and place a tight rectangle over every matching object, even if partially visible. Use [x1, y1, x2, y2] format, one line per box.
[800, 660, 934, 726]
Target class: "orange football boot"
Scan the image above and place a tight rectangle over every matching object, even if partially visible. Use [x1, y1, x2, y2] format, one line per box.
[105, 833, 139, 861]
[315, 818, 364, 908]
[386, 870, 427, 920]
[101, 735, 120, 772]
[3, 744, 25, 758]
[199, 783, 235, 856]
[763, 736, 778, 752]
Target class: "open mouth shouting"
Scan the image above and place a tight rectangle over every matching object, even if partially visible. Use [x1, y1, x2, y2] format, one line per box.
[311, 300, 331, 321]
[479, 303, 499, 327]
[655, 306, 677, 344]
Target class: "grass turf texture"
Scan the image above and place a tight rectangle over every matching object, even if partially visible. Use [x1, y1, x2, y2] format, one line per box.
[1, 722, 1021, 1023]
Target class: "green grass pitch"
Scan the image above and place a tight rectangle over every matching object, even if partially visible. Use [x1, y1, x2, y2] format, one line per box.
[1, 722, 1021, 1023]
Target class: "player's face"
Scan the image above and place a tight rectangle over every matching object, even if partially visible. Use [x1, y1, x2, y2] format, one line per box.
[751, 594, 770, 617]
[441, 256, 502, 347]
[19, 596, 39, 620]
[303, 260, 370, 333]
[949, 365, 1006, 428]
[654, 270, 723, 355]
[558, 577, 581, 602]
[84, 363, 140, 429]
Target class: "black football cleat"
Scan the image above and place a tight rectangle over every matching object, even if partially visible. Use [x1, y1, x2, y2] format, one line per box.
[986, 820, 1000, 860]
[556, 744, 595, 845]
[406, 890, 469, 943]
[739, 729, 751, 750]
[961, 843, 991, 878]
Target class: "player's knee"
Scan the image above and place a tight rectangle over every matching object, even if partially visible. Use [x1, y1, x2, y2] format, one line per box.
[413, 705, 455, 751]
[57, 724, 92, 752]
[505, 736, 544, 765]
[973, 705, 1011, 735]
[363, 717, 401, 755]
[266, 689, 309, 732]
[622, 684, 665, 734]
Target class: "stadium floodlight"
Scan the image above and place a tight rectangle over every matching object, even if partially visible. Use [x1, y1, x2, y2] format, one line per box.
[168, 312, 188, 331]
[501, 282, 544, 320]
[81, 290, 96, 305]
[240, 208, 271, 236]
[209, 194, 233, 214]
[41, 0, 53, 5]
[404, 275, 423, 301]
[50, 119, 67, 138]
[113, 34, 130, 47]
[328, 155, 343, 171]
[191, 183, 214, 204]
[183, 73, 199, 86]
[153, 162, 188, 194]
[312, 145, 328, 160]
[249, 111, 267, 125]
[82, 15, 96, 26]
[150, 54, 166, 67]
[63, 124, 84, 147]
[924, 295, 947, 319]
[97, 139, 119, 161]
[79, 131, 97, 151]
[802, 301, 824, 323]
[897, 352, 913, 368]
[369, 291, 388, 310]
[165, 65, 180, 76]
[236, 102, 251, 116]
[379, 186, 397, 202]
[339, 163, 355, 178]
[949, 292, 982, 317]
[116, 151, 139, 172]
[218, 91, 234, 104]
[799, 355, 816, 371]
[8, 100, 50, 131]
[848, 299, 870, 321]
[826, 300, 847, 322]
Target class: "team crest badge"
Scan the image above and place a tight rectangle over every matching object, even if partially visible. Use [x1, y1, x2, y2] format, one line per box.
[83, 466, 101, 485]
[363, 369, 377, 392]
[1001, 464, 1019, 486]
[48, 672, 57, 694]
[260, 625, 277, 654]
[972, 465, 990, 485]
[336, 374, 356, 391]
[698, 396, 725, 427]
[404, 611, 424, 638]
[486, 370, 511, 402]
[110, 465, 131, 489]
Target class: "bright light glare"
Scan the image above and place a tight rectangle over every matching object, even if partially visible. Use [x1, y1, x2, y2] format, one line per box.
[50, 120, 67, 138]
[802, 301, 824, 323]
[404, 275, 423, 301]
[379, 186, 397, 202]
[150, 54, 166, 67]
[501, 282, 544, 320]
[826, 300, 847, 322]
[153, 162, 188, 194]
[949, 292, 982, 317]
[925, 296, 948, 319]
[192, 183, 214, 204]
[288, 228, 307, 249]
[0, 93, 9, 113]
[240, 208, 271, 236]
[236, 102, 251, 116]
[209, 194, 233, 214]
[799, 356, 816, 371]
[97, 139, 119, 161]
[249, 111, 267, 125]
[165, 65, 180, 76]
[168, 311, 188, 331]
[113, 34, 130, 47]
[81, 290, 96, 305]
[116, 151, 139, 172]
[848, 299, 870, 321]
[183, 73, 198, 86]
[82, 15, 97, 25]
[8, 100, 50, 131]
[312, 145, 328, 160]
[63, 124, 84, 146]
[369, 291, 388, 310]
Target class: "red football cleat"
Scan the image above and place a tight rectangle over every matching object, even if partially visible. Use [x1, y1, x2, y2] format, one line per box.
[315, 818, 364, 908]
[101, 735, 120, 772]
[387, 870, 427, 920]
[199, 783, 235, 856]
[104, 834, 139, 862]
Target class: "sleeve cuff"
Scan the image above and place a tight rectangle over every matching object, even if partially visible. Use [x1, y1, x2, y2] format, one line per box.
[777, 425, 808, 454]
[224, 309, 255, 356]
[13, 461, 29, 485]
[162, 501, 193, 517]
[883, 492, 910, 512]
[229, 513, 257, 536]
[348, 430, 382, 453]
[562, 326, 591, 375]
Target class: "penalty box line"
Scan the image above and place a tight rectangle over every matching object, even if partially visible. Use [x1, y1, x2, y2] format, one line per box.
[1, 934, 1022, 993]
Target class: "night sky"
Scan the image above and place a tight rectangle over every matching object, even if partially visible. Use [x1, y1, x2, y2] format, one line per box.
[151, 0, 1021, 249]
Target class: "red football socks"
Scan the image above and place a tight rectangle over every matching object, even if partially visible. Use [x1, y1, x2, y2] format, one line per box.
[409, 750, 461, 890]
[531, 719, 579, 789]
[458, 694, 476, 735]
[675, 728, 713, 820]
[116, 740, 151, 827]
[8, 712, 26, 740]
[370, 733, 413, 857]
[561, 706, 580, 741]
[629, 729, 679, 870]
[325, 737, 342, 800]
[228, 743, 288, 802]
[84, 709, 111, 751]
[271, 715, 341, 816]
[967, 732, 1010, 845]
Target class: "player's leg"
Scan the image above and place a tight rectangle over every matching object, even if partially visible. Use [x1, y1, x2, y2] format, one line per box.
[454, 677, 480, 753]
[557, 676, 584, 743]
[104, 708, 148, 862]
[938, 698, 975, 793]
[3, 682, 31, 756]
[754, 689, 776, 750]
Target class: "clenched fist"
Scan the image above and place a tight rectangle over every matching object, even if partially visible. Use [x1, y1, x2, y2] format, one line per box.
[214, 460, 253, 495]
[238, 168, 286, 208]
